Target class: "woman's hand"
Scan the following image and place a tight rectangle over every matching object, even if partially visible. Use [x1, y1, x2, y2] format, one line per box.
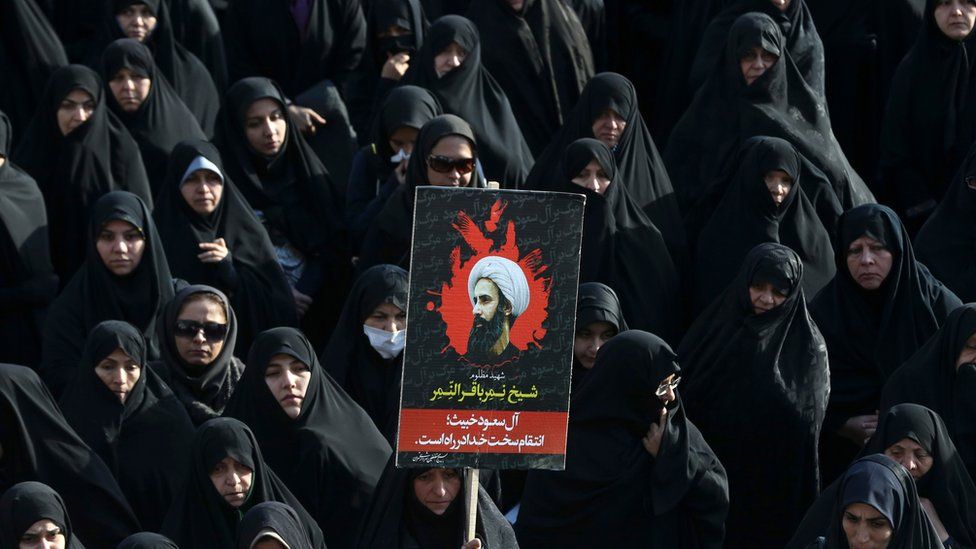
[198, 238, 229, 263]
[288, 104, 326, 135]
[838, 413, 879, 446]
[461, 539, 482, 549]
[381, 51, 411, 80]
[292, 288, 313, 317]
[642, 407, 668, 457]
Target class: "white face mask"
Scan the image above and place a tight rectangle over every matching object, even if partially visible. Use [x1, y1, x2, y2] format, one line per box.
[363, 324, 405, 359]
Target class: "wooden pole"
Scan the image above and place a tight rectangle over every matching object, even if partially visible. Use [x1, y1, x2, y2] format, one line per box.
[464, 468, 480, 542]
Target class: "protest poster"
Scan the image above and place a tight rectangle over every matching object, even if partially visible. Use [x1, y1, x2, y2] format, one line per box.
[396, 186, 584, 471]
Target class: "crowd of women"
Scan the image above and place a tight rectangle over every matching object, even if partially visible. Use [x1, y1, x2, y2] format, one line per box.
[2, 0, 975, 547]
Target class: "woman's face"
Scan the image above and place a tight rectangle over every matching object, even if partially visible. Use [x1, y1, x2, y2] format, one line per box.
[591, 109, 626, 148]
[174, 297, 228, 366]
[364, 301, 406, 333]
[956, 332, 976, 368]
[935, 0, 976, 41]
[413, 468, 461, 515]
[842, 502, 893, 549]
[426, 135, 475, 187]
[18, 519, 65, 549]
[264, 353, 311, 420]
[108, 68, 151, 113]
[571, 159, 611, 195]
[748, 281, 788, 315]
[180, 169, 223, 215]
[209, 456, 253, 508]
[764, 170, 792, 206]
[115, 3, 157, 42]
[244, 98, 287, 157]
[96, 219, 146, 276]
[95, 347, 141, 403]
[885, 437, 934, 480]
[845, 235, 894, 291]
[252, 538, 287, 549]
[740, 46, 779, 85]
[56, 88, 95, 136]
[388, 125, 419, 156]
[434, 42, 467, 78]
[573, 321, 617, 370]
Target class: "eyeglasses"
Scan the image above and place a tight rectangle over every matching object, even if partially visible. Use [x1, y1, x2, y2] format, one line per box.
[654, 376, 681, 398]
[427, 155, 475, 174]
[174, 320, 229, 341]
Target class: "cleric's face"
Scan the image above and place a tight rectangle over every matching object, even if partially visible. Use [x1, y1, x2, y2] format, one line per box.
[472, 278, 501, 321]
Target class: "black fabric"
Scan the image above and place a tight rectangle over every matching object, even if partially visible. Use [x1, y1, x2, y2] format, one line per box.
[0, 0, 68, 140]
[787, 454, 943, 549]
[150, 284, 245, 426]
[358, 114, 485, 271]
[665, 12, 874, 213]
[154, 139, 297, 356]
[320, 264, 408, 443]
[237, 502, 314, 549]
[160, 418, 326, 548]
[515, 331, 729, 548]
[0, 111, 58, 368]
[87, 0, 219, 135]
[679, 243, 829, 548]
[117, 532, 178, 549]
[166, 0, 228, 91]
[810, 203, 962, 482]
[465, 0, 593, 156]
[916, 141, 976, 302]
[39, 191, 175, 398]
[571, 281, 628, 392]
[522, 72, 686, 270]
[561, 138, 682, 342]
[11, 64, 153, 285]
[690, 136, 835, 312]
[881, 304, 976, 481]
[355, 457, 517, 549]
[226, 327, 391, 549]
[59, 320, 195, 532]
[101, 38, 207, 196]
[401, 15, 534, 188]
[0, 364, 138, 547]
[0, 482, 85, 549]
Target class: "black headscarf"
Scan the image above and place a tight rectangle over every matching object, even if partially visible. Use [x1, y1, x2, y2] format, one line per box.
[87, 0, 219, 135]
[320, 264, 408, 443]
[401, 15, 534, 188]
[788, 454, 943, 549]
[465, 0, 593, 156]
[0, 0, 68, 140]
[679, 243, 829, 547]
[562, 137, 682, 342]
[355, 457, 517, 549]
[369, 85, 443, 182]
[237, 502, 315, 549]
[915, 143, 976, 302]
[881, 304, 976, 481]
[161, 418, 326, 548]
[39, 191, 175, 398]
[665, 12, 875, 213]
[150, 284, 245, 426]
[880, 0, 976, 218]
[101, 38, 207, 197]
[358, 114, 485, 271]
[0, 111, 58, 368]
[523, 72, 686, 269]
[153, 139, 297, 355]
[11, 64, 153, 284]
[810, 203, 961, 481]
[0, 482, 84, 549]
[225, 327, 391, 549]
[515, 331, 730, 548]
[0, 364, 138, 547]
[117, 532, 179, 549]
[571, 281, 628, 392]
[690, 136, 835, 311]
[58, 320, 195, 531]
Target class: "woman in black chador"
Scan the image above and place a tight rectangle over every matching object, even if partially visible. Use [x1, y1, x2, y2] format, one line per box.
[0, 482, 86, 549]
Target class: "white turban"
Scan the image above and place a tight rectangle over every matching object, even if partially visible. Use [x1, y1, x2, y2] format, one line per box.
[467, 256, 530, 317]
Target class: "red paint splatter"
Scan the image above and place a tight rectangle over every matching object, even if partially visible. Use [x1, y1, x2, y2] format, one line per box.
[434, 199, 551, 359]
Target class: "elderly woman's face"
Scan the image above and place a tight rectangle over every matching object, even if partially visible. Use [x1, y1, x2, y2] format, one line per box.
[845, 236, 893, 291]
[740, 46, 778, 85]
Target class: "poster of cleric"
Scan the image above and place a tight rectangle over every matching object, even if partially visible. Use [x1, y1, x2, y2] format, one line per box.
[396, 187, 584, 470]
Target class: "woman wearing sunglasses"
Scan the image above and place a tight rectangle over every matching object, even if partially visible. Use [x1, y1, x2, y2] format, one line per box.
[151, 284, 244, 426]
[358, 114, 485, 271]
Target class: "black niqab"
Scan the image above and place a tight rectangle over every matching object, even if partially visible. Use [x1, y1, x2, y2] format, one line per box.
[0, 482, 84, 549]
[571, 282, 628, 392]
[237, 502, 315, 549]
[225, 327, 392, 549]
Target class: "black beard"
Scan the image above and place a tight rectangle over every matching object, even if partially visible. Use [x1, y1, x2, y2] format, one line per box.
[468, 311, 507, 356]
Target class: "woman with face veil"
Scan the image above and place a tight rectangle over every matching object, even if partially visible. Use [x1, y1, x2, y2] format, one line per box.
[515, 331, 730, 548]
[12, 64, 152, 285]
[225, 327, 392, 549]
[679, 243, 829, 547]
[39, 191, 176, 399]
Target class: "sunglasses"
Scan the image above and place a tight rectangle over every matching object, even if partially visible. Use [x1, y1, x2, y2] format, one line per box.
[654, 376, 681, 398]
[174, 320, 229, 341]
[427, 155, 475, 174]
